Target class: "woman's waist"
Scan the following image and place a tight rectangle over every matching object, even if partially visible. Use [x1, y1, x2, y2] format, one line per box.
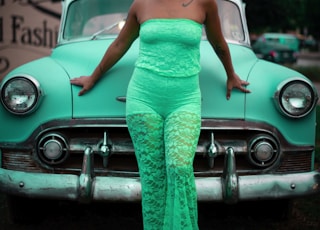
[134, 61, 201, 77]
[135, 49, 201, 77]
[130, 67, 200, 94]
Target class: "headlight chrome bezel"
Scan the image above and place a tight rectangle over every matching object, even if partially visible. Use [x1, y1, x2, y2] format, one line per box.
[0, 75, 44, 115]
[248, 134, 280, 168]
[274, 78, 318, 119]
[37, 132, 69, 166]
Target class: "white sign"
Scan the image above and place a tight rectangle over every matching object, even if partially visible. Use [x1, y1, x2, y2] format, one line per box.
[0, 0, 61, 81]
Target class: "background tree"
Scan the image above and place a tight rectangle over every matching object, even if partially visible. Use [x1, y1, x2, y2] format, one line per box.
[305, 0, 320, 39]
[244, 0, 318, 39]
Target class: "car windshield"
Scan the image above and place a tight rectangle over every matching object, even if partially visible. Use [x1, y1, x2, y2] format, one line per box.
[63, 0, 245, 42]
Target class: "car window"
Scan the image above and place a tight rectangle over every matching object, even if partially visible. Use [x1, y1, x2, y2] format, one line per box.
[63, 0, 132, 40]
[216, 0, 245, 41]
[63, 0, 245, 42]
[82, 14, 127, 37]
[266, 38, 280, 43]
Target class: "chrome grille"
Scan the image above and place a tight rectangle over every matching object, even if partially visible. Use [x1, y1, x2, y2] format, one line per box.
[277, 152, 312, 173]
[2, 151, 43, 173]
[1, 119, 314, 176]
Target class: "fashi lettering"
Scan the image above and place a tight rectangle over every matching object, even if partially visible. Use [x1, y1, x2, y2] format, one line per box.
[11, 15, 58, 48]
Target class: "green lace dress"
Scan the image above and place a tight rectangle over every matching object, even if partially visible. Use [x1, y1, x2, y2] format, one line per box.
[126, 18, 203, 230]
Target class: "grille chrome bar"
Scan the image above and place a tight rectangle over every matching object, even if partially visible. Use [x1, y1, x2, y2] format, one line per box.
[222, 147, 239, 204]
[79, 146, 94, 203]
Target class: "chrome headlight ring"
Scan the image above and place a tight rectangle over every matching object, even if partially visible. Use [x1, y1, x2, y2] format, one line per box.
[0, 75, 44, 115]
[248, 134, 280, 168]
[37, 133, 69, 166]
[274, 78, 318, 118]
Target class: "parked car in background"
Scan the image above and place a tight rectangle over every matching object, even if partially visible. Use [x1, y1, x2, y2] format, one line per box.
[1, 0, 319, 223]
[252, 33, 300, 64]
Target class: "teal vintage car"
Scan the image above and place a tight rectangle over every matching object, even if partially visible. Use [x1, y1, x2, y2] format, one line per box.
[1, 0, 319, 222]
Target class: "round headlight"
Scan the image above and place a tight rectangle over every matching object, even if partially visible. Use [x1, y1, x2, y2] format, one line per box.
[274, 79, 318, 118]
[0, 76, 43, 115]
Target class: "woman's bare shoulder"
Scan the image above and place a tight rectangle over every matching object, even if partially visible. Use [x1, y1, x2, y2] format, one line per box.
[198, 0, 218, 19]
[196, 0, 217, 11]
[130, 0, 145, 8]
[128, 0, 148, 17]
[198, 0, 217, 7]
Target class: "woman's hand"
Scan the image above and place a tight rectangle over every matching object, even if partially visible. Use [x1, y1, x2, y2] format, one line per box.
[226, 73, 250, 100]
[70, 76, 95, 96]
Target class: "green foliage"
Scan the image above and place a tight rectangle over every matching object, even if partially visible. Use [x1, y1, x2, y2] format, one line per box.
[305, 0, 320, 39]
[244, 0, 320, 39]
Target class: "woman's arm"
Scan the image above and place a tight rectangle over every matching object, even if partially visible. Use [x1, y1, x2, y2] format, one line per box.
[203, 0, 250, 99]
[70, 1, 140, 96]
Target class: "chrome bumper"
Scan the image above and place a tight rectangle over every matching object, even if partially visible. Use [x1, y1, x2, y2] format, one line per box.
[1, 147, 319, 203]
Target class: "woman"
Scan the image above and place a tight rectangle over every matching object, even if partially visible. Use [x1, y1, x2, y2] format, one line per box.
[71, 0, 250, 229]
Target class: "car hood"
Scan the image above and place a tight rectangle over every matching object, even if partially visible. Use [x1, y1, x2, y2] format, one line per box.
[51, 39, 257, 119]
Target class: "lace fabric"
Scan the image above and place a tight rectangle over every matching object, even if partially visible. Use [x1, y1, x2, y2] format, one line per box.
[127, 111, 201, 230]
[135, 19, 202, 77]
[126, 18, 202, 230]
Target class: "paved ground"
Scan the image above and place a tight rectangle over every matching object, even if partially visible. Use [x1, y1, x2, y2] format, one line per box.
[295, 51, 320, 103]
[298, 51, 320, 60]
[1, 196, 319, 230]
